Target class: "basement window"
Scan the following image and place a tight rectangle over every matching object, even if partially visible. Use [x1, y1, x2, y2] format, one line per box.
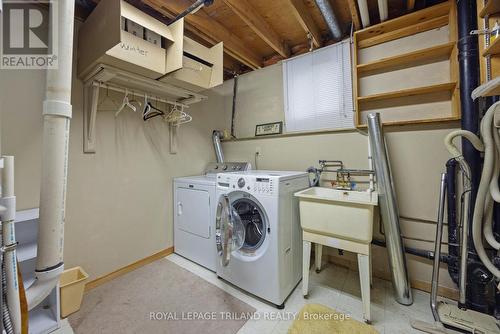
[283, 40, 354, 132]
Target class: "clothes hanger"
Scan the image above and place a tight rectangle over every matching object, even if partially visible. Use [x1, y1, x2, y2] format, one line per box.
[143, 96, 165, 121]
[97, 84, 120, 111]
[128, 91, 142, 109]
[115, 89, 137, 117]
[165, 104, 192, 125]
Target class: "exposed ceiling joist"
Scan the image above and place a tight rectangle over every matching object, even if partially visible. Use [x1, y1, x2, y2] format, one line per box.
[346, 0, 361, 30]
[222, 0, 290, 58]
[147, 0, 262, 69]
[286, 0, 323, 48]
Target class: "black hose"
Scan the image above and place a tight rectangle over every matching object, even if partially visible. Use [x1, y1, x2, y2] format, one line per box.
[230, 75, 238, 138]
[446, 159, 460, 284]
[371, 239, 451, 264]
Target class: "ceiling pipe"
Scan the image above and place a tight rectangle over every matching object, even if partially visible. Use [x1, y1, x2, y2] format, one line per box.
[168, 0, 214, 25]
[377, 0, 388, 22]
[314, 0, 342, 41]
[357, 0, 370, 28]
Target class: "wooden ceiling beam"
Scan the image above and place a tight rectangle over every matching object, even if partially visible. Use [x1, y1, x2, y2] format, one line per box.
[286, 0, 322, 48]
[146, 0, 262, 69]
[221, 0, 290, 58]
[346, 0, 361, 31]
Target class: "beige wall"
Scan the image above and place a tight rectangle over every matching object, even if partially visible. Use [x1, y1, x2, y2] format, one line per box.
[0, 19, 460, 293]
[0, 23, 224, 280]
[202, 64, 460, 291]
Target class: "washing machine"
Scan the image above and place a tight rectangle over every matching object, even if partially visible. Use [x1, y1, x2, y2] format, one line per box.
[215, 170, 309, 308]
[174, 162, 250, 271]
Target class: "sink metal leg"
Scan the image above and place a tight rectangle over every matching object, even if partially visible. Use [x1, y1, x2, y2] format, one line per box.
[315, 244, 323, 273]
[303, 241, 311, 297]
[358, 253, 371, 323]
[369, 245, 373, 287]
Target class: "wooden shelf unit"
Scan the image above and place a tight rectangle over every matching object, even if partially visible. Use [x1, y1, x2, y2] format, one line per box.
[353, 1, 460, 127]
[479, 0, 500, 18]
[477, 1, 500, 97]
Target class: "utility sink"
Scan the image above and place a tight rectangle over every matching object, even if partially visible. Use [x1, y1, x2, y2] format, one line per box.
[294, 187, 378, 244]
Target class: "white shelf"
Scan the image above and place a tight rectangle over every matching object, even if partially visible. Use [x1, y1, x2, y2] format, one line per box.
[29, 305, 59, 334]
[17, 242, 37, 263]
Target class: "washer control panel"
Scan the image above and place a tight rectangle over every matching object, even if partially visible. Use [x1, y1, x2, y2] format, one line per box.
[254, 177, 274, 195]
[217, 174, 277, 196]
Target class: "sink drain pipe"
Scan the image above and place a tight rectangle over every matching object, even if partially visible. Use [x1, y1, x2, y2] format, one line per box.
[25, 0, 75, 311]
[367, 113, 412, 305]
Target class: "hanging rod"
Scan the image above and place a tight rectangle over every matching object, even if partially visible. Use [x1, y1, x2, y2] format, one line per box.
[91, 81, 190, 108]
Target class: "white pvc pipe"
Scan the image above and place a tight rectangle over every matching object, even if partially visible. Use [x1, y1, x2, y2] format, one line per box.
[377, 0, 388, 22]
[25, 0, 75, 310]
[357, 0, 370, 28]
[2, 156, 21, 334]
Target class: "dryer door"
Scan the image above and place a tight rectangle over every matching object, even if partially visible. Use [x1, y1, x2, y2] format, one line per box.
[216, 194, 245, 267]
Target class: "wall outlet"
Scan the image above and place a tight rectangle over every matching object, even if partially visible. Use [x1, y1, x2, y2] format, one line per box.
[255, 147, 262, 156]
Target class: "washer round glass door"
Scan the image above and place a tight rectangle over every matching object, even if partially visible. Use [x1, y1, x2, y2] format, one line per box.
[232, 197, 267, 253]
[216, 195, 246, 267]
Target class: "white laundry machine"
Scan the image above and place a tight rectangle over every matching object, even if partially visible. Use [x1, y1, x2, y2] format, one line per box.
[174, 162, 250, 271]
[215, 170, 309, 308]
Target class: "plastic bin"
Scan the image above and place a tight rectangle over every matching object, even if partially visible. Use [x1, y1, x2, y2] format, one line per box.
[59, 266, 89, 318]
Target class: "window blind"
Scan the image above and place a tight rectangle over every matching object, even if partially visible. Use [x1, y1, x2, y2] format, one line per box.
[283, 40, 354, 132]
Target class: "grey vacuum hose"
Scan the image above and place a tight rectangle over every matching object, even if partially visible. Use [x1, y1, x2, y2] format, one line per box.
[471, 102, 500, 279]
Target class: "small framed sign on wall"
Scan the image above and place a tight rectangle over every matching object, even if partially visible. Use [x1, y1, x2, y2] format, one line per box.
[255, 121, 283, 136]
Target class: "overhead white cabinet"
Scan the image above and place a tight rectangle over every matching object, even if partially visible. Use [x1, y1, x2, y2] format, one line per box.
[159, 37, 224, 92]
[77, 0, 183, 79]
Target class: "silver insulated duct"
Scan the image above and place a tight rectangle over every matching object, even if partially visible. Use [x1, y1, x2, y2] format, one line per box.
[367, 113, 413, 305]
[212, 130, 224, 163]
[314, 0, 342, 41]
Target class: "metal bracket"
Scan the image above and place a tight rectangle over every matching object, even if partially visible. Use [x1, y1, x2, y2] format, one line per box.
[470, 29, 490, 35]
[1, 242, 17, 253]
[83, 82, 99, 154]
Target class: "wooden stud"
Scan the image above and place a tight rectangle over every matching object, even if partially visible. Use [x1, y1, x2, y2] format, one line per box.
[147, 0, 262, 69]
[222, 0, 290, 58]
[347, 0, 361, 31]
[286, 0, 322, 48]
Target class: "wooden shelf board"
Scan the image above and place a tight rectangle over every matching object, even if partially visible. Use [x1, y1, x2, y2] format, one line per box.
[483, 36, 500, 56]
[357, 42, 455, 74]
[480, 0, 500, 17]
[356, 115, 461, 128]
[357, 15, 449, 49]
[358, 82, 457, 103]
